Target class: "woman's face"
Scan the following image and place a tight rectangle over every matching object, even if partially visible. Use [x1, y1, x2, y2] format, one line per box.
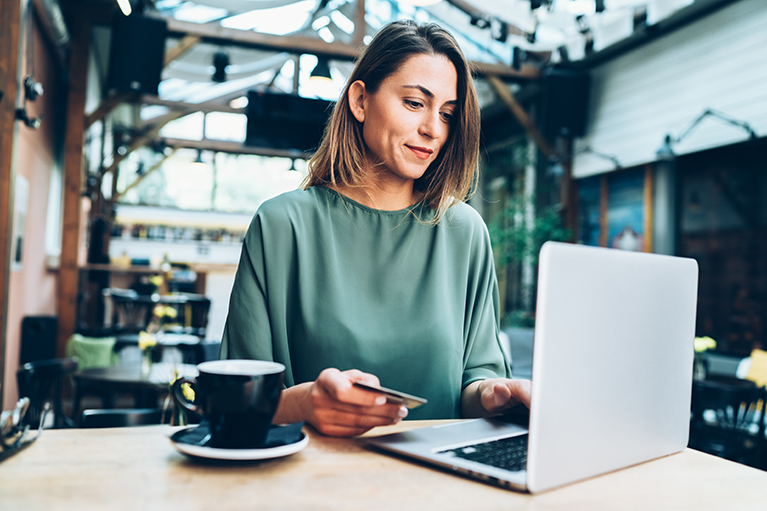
[349, 53, 458, 184]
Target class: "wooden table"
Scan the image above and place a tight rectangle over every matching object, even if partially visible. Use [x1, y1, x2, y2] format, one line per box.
[1, 420, 766, 511]
[73, 363, 198, 417]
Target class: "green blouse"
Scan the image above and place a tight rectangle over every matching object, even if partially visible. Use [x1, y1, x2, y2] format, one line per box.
[221, 186, 511, 419]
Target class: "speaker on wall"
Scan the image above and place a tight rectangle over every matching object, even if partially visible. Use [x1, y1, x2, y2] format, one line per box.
[20, 316, 58, 365]
[539, 68, 591, 140]
[107, 14, 167, 95]
[245, 90, 333, 153]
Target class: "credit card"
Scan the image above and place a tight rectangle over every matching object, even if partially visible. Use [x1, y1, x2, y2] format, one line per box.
[353, 381, 428, 409]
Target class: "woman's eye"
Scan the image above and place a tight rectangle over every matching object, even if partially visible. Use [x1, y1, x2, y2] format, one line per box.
[441, 111, 454, 123]
[405, 99, 423, 109]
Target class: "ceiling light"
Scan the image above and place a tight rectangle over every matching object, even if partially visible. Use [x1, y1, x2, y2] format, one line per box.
[116, 0, 131, 16]
[490, 18, 508, 43]
[212, 52, 229, 83]
[192, 149, 208, 168]
[596, 0, 606, 13]
[309, 57, 332, 85]
[470, 16, 490, 29]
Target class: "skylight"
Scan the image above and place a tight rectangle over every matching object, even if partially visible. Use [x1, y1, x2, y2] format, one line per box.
[220, 0, 319, 35]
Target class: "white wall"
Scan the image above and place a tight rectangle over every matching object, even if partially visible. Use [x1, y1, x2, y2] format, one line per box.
[573, 0, 767, 178]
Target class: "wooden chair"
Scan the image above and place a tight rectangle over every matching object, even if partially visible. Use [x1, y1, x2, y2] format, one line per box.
[103, 288, 154, 334]
[80, 408, 166, 428]
[16, 357, 78, 429]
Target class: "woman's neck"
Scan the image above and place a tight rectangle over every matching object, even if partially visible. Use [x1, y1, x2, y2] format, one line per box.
[333, 174, 422, 211]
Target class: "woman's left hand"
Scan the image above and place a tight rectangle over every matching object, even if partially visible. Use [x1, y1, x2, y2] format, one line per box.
[478, 378, 531, 413]
[461, 378, 531, 417]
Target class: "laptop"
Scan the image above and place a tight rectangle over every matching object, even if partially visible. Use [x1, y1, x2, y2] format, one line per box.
[367, 241, 699, 493]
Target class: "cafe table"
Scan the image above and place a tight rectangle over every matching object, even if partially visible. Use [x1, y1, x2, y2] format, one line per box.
[72, 362, 198, 417]
[1, 420, 766, 511]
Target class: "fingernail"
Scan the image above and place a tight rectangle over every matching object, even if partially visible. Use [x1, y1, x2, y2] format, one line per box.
[375, 396, 386, 406]
[398, 406, 408, 418]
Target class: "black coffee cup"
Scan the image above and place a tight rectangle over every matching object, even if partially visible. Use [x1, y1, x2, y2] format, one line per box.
[171, 360, 285, 449]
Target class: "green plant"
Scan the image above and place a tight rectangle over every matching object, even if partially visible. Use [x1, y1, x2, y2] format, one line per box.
[488, 195, 571, 267]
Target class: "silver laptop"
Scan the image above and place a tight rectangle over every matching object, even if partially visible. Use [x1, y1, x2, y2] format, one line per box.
[368, 242, 699, 493]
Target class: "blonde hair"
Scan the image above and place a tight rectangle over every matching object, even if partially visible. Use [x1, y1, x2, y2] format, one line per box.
[304, 20, 480, 224]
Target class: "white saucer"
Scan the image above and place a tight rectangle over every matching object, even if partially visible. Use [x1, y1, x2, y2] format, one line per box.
[170, 428, 309, 461]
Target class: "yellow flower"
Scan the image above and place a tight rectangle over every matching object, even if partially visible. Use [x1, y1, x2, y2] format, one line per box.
[694, 336, 717, 353]
[138, 331, 157, 351]
[149, 275, 164, 287]
[181, 383, 195, 402]
[153, 305, 178, 319]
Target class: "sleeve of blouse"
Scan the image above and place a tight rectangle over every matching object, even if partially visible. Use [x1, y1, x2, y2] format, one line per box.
[461, 218, 513, 389]
[219, 213, 275, 362]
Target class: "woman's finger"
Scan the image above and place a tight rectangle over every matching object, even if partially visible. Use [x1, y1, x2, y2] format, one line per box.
[314, 407, 404, 430]
[312, 382, 405, 419]
[316, 368, 389, 407]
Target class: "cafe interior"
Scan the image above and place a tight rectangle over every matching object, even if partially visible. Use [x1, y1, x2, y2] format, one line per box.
[1, 0, 767, 506]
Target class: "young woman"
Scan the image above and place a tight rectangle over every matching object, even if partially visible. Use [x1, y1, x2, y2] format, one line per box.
[221, 20, 531, 437]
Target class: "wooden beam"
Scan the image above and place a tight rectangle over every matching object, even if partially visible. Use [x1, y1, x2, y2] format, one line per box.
[352, 0, 365, 47]
[166, 18, 359, 60]
[84, 35, 201, 129]
[0, 0, 22, 409]
[164, 35, 201, 66]
[166, 17, 536, 81]
[101, 109, 186, 178]
[105, 85, 263, 176]
[58, 15, 90, 357]
[163, 137, 312, 159]
[472, 62, 539, 81]
[84, 92, 137, 128]
[113, 149, 177, 202]
[599, 175, 608, 247]
[140, 95, 244, 115]
[643, 164, 653, 253]
[486, 74, 555, 159]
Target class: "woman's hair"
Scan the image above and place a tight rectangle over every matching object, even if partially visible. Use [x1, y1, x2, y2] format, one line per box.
[304, 20, 480, 223]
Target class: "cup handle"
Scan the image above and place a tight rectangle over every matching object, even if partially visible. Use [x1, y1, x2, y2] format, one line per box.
[171, 377, 203, 416]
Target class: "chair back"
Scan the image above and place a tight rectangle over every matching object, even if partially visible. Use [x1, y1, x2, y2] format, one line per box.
[80, 408, 165, 428]
[690, 379, 766, 467]
[103, 288, 154, 333]
[16, 357, 78, 429]
[20, 316, 58, 364]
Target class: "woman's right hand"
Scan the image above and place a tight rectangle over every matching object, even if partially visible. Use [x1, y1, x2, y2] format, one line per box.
[275, 368, 408, 437]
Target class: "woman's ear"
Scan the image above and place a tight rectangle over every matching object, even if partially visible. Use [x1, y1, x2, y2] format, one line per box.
[348, 80, 367, 123]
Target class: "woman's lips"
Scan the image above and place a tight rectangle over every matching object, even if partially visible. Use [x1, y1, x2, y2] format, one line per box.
[406, 145, 433, 160]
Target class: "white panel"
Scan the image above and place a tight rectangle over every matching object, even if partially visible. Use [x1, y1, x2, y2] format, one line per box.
[574, 0, 767, 178]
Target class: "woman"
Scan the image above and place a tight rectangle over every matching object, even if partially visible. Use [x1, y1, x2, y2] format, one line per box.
[221, 20, 531, 437]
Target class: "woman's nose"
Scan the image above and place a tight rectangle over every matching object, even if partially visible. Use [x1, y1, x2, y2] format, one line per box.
[418, 110, 442, 139]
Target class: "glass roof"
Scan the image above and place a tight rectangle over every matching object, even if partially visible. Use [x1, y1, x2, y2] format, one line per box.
[116, 0, 698, 214]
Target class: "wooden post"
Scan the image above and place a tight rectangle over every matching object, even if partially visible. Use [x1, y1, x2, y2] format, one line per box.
[57, 15, 90, 356]
[644, 164, 654, 253]
[353, 0, 365, 47]
[486, 75, 556, 160]
[599, 175, 608, 247]
[0, 0, 22, 408]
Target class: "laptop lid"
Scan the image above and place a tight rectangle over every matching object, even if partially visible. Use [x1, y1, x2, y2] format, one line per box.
[526, 242, 698, 492]
[367, 242, 699, 494]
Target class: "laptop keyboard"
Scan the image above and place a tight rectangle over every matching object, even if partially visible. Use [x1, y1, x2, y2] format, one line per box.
[437, 434, 528, 472]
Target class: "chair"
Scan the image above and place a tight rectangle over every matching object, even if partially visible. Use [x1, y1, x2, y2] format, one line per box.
[16, 357, 78, 429]
[163, 294, 211, 338]
[689, 377, 766, 468]
[103, 288, 154, 334]
[80, 408, 166, 428]
[65, 334, 117, 369]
